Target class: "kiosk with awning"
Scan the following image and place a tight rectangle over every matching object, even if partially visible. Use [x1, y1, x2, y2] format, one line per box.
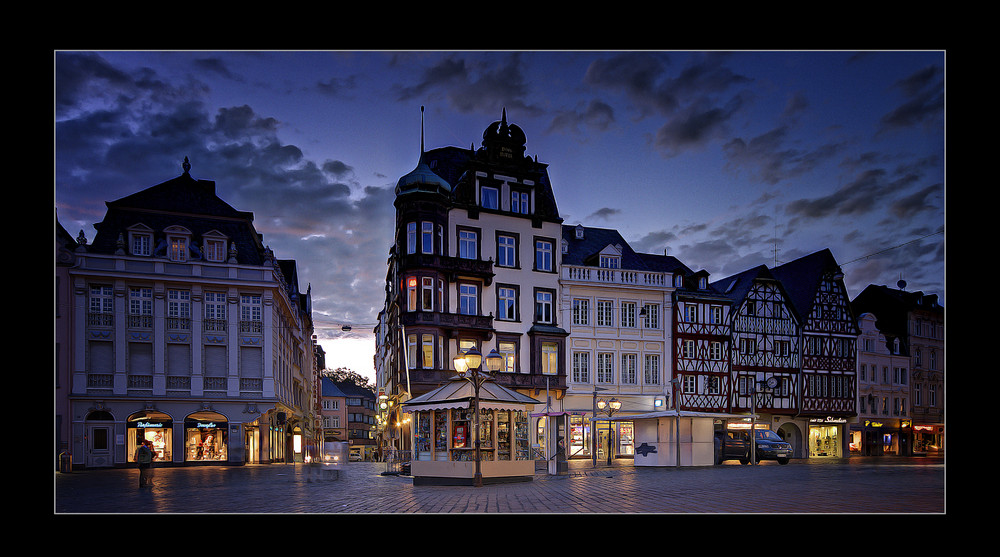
[401, 378, 541, 485]
[607, 410, 752, 467]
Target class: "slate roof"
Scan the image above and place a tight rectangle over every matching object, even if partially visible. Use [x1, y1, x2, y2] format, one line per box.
[89, 160, 267, 265]
[770, 248, 841, 318]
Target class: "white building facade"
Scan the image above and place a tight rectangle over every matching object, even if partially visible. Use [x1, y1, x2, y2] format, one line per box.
[65, 160, 316, 469]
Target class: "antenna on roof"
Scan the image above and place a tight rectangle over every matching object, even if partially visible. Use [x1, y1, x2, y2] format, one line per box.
[420, 106, 425, 154]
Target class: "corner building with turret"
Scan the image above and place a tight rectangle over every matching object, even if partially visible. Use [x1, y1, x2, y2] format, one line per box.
[378, 110, 566, 455]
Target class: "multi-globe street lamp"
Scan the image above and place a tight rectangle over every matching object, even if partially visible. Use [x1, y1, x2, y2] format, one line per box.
[453, 345, 503, 487]
[596, 397, 622, 466]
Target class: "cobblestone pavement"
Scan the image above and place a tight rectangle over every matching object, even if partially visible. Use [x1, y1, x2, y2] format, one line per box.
[54, 456, 945, 514]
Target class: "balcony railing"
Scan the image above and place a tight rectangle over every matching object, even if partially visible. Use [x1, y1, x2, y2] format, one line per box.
[204, 319, 228, 332]
[239, 320, 263, 333]
[88, 312, 114, 327]
[400, 311, 493, 330]
[128, 314, 153, 328]
[562, 265, 669, 287]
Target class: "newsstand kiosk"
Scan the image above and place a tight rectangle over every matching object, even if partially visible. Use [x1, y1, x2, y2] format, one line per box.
[401, 378, 541, 485]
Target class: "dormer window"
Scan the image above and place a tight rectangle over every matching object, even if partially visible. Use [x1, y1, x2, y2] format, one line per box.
[699, 277, 707, 289]
[127, 223, 154, 256]
[675, 275, 684, 287]
[164, 225, 192, 262]
[575, 225, 585, 240]
[481, 186, 499, 210]
[202, 230, 228, 263]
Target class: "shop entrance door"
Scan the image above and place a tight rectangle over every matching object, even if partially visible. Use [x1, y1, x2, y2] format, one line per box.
[86, 424, 113, 468]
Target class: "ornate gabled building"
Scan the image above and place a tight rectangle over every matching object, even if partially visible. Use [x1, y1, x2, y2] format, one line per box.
[852, 283, 944, 454]
[380, 109, 566, 455]
[64, 158, 316, 469]
[772, 249, 860, 458]
[712, 265, 804, 453]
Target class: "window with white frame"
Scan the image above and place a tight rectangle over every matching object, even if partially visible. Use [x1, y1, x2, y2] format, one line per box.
[572, 351, 590, 383]
[421, 222, 434, 254]
[129, 286, 153, 327]
[740, 337, 756, 354]
[459, 284, 478, 315]
[406, 277, 417, 311]
[682, 340, 696, 359]
[535, 239, 553, 272]
[459, 230, 478, 259]
[711, 305, 723, 324]
[481, 186, 499, 209]
[597, 300, 614, 327]
[497, 286, 517, 321]
[710, 341, 723, 360]
[682, 375, 696, 394]
[406, 222, 417, 254]
[511, 190, 529, 214]
[167, 235, 188, 262]
[498, 341, 517, 372]
[684, 304, 698, 323]
[167, 289, 191, 329]
[644, 354, 660, 385]
[573, 298, 590, 325]
[407, 334, 417, 369]
[130, 231, 152, 256]
[90, 285, 114, 314]
[240, 294, 262, 324]
[421, 277, 434, 311]
[597, 353, 614, 383]
[621, 301, 636, 328]
[599, 255, 620, 268]
[535, 290, 553, 324]
[205, 291, 227, 331]
[643, 304, 659, 329]
[204, 238, 226, 262]
[421, 334, 435, 368]
[541, 342, 558, 375]
[498, 234, 516, 267]
[621, 353, 637, 384]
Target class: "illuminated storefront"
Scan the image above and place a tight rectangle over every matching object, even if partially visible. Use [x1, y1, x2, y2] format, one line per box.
[808, 418, 847, 457]
[127, 411, 173, 463]
[185, 412, 229, 462]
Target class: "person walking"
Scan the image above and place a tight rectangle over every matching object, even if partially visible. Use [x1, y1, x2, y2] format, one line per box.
[135, 440, 154, 488]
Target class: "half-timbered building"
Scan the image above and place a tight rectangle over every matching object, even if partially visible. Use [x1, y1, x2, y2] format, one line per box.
[712, 265, 803, 453]
[670, 270, 733, 414]
[772, 249, 860, 458]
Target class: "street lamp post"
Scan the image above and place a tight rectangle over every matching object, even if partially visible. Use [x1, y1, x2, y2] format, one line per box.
[671, 376, 682, 467]
[596, 397, 622, 466]
[453, 345, 503, 487]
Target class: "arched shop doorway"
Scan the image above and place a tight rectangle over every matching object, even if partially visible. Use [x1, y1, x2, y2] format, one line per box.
[777, 422, 804, 459]
[84, 410, 115, 468]
[184, 411, 229, 462]
[127, 410, 173, 464]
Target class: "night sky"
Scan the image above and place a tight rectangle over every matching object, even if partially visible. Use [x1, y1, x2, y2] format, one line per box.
[55, 50, 945, 381]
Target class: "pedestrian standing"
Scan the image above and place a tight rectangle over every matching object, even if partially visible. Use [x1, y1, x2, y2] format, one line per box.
[135, 440, 154, 488]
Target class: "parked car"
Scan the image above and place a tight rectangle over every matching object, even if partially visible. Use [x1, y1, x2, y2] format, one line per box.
[751, 429, 792, 464]
[715, 429, 793, 465]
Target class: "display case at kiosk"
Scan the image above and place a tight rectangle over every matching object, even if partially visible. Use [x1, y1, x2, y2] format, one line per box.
[402, 378, 540, 485]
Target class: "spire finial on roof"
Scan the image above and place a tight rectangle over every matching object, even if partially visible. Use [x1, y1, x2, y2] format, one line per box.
[420, 106, 425, 154]
[182, 157, 191, 174]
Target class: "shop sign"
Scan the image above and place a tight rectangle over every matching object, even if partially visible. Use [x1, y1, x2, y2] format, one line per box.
[186, 421, 226, 429]
[865, 421, 883, 428]
[810, 417, 847, 424]
[136, 421, 166, 428]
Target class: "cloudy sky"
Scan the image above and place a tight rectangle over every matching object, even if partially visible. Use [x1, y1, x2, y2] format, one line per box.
[54, 50, 945, 382]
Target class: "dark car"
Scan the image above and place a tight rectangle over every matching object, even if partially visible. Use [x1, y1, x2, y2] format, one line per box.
[751, 429, 793, 464]
[715, 429, 793, 465]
